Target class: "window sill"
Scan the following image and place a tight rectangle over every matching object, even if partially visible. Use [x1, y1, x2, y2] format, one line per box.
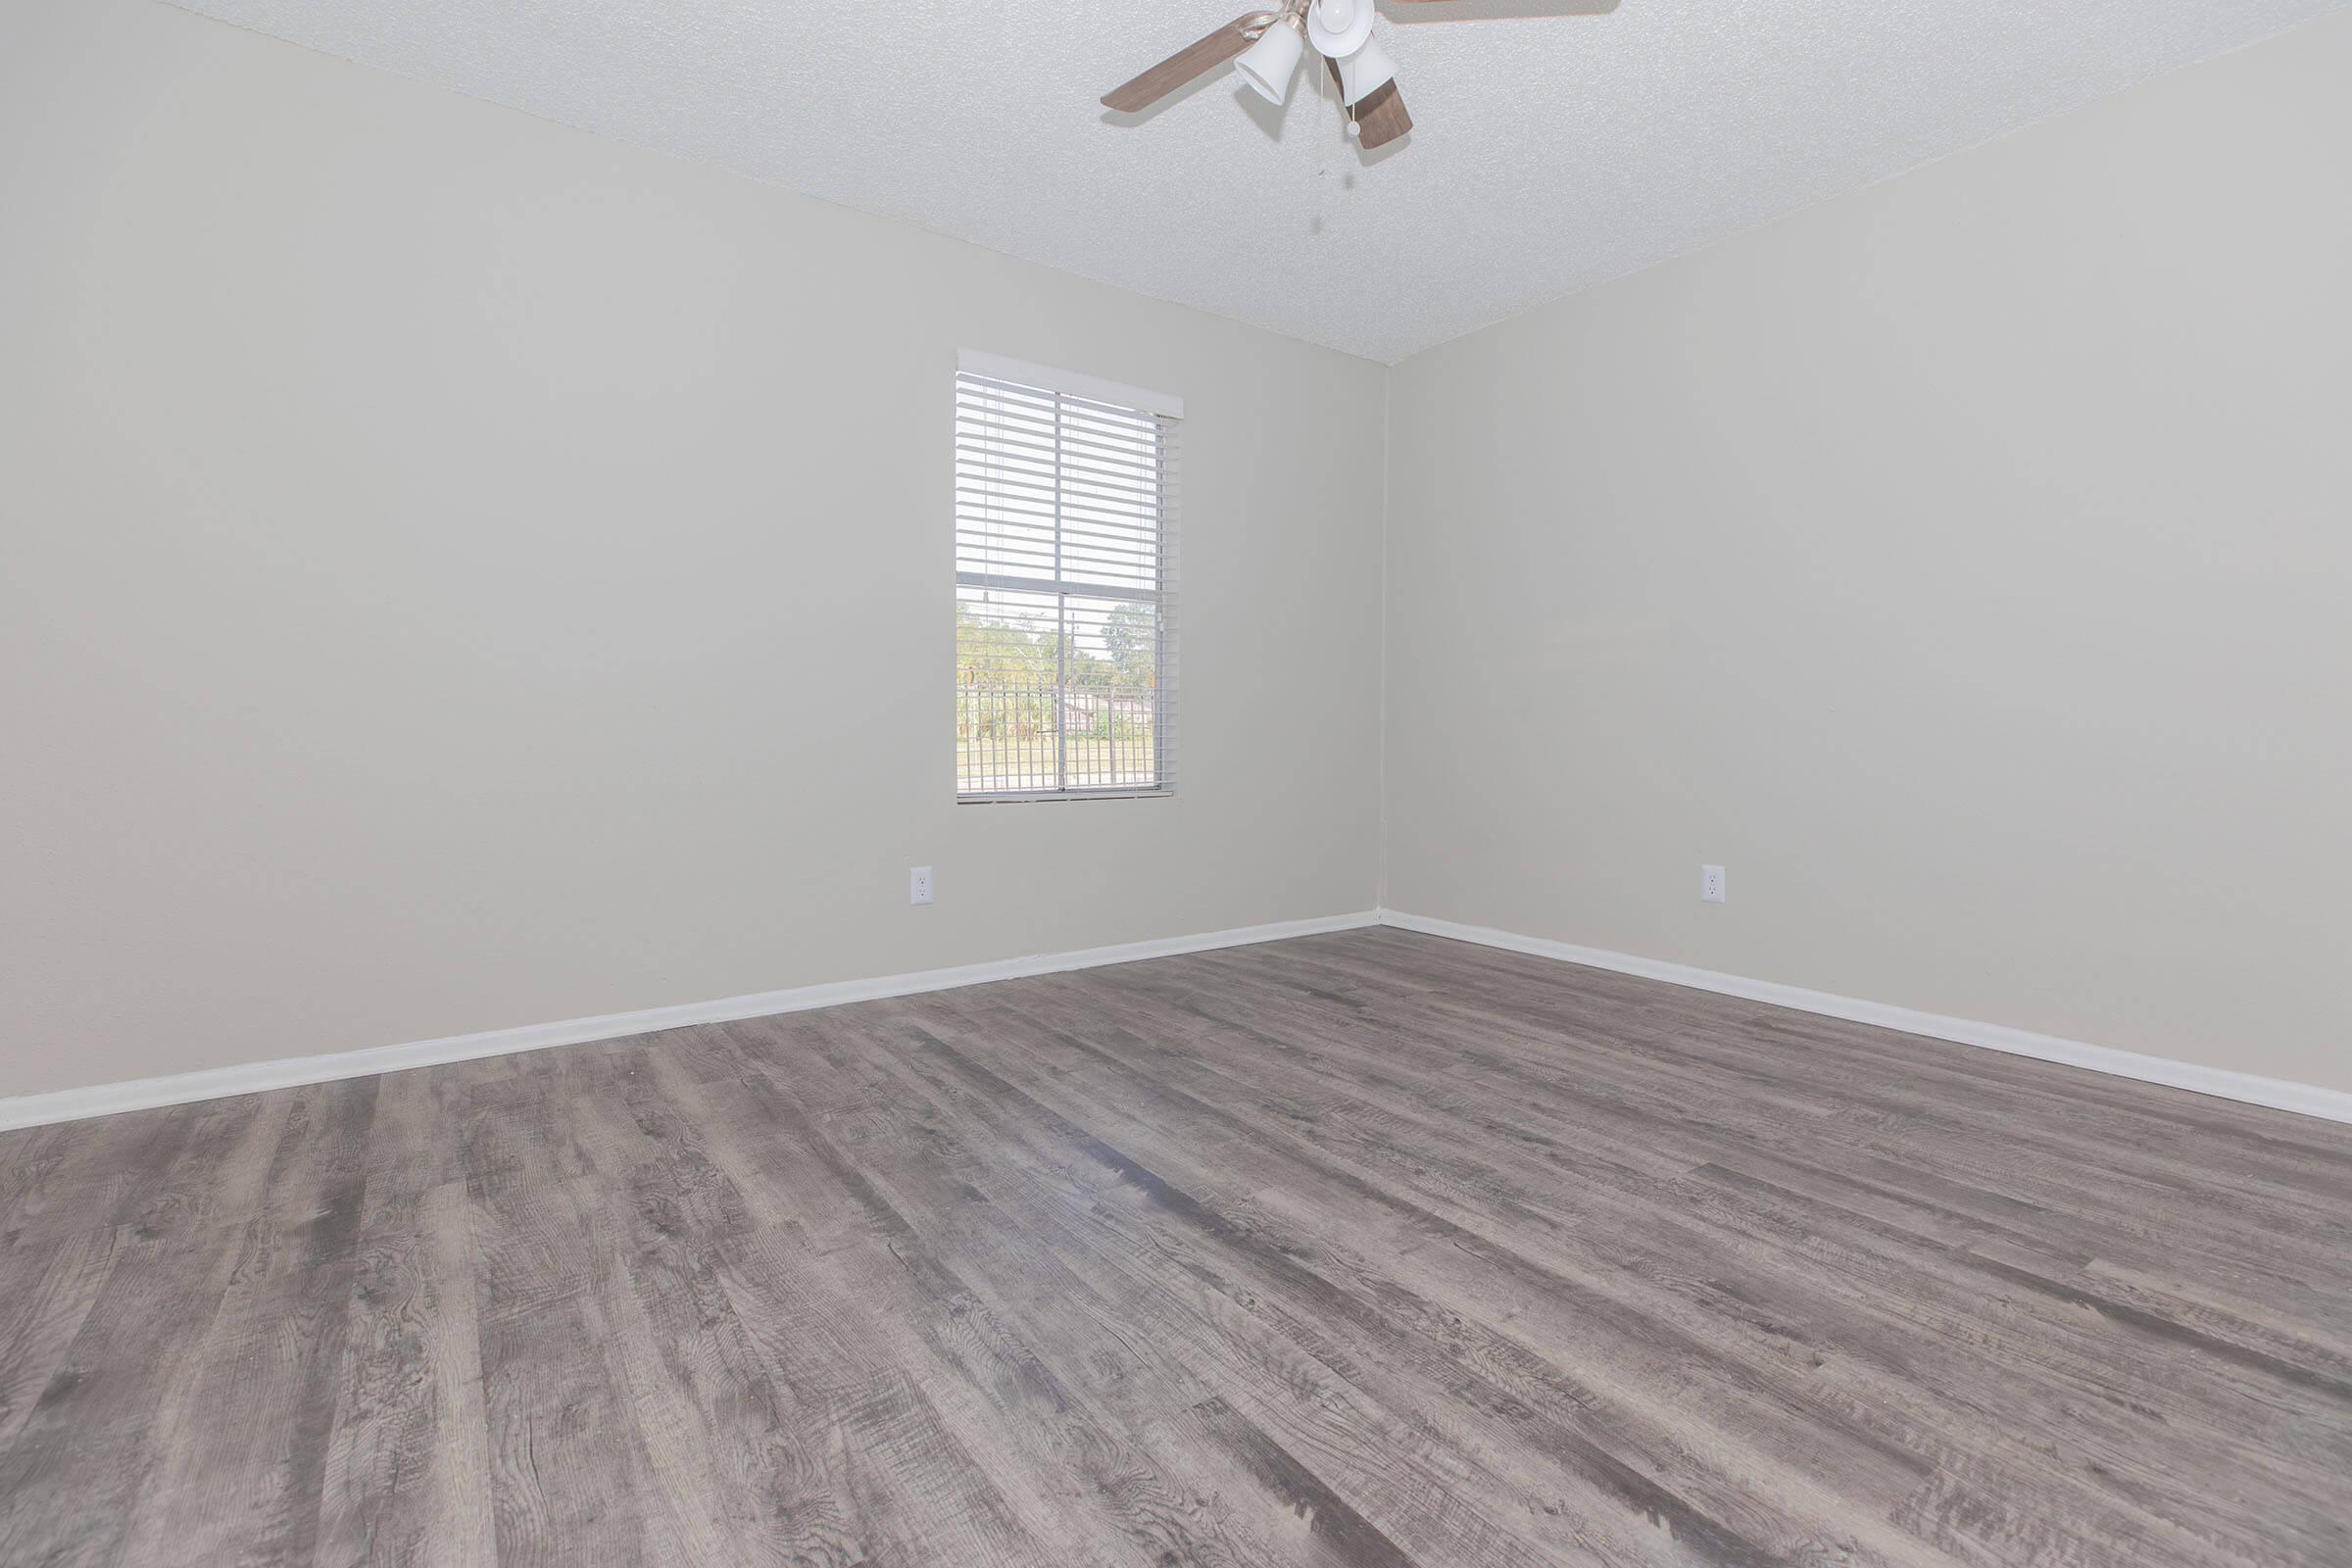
[956, 788, 1175, 805]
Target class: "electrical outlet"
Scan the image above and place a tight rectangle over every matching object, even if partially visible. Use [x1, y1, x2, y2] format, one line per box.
[1700, 865, 1726, 904]
[909, 866, 934, 906]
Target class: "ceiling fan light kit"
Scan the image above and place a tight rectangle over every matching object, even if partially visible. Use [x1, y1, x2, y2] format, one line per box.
[1337, 34, 1396, 106]
[1303, 0, 1374, 59]
[1102, 0, 1438, 151]
[1234, 14, 1306, 105]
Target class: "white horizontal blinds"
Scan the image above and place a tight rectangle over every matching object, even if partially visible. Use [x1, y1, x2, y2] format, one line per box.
[956, 367, 1178, 799]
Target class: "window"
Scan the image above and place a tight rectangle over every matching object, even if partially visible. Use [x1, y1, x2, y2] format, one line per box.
[955, 353, 1180, 801]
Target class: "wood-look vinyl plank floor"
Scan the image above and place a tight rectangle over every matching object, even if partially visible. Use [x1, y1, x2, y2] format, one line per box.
[2, 927, 2348, 1565]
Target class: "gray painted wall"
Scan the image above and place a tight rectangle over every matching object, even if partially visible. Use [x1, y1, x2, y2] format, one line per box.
[2, 0, 1386, 1096]
[7, 0, 2346, 1103]
[1382, 15, 2352, 1092]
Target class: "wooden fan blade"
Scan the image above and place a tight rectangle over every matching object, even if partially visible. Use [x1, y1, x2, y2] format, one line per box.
[1327, 57, 1413, 150]
[1102, 12, 1277, 112]
[1354, 78, 1412, 147]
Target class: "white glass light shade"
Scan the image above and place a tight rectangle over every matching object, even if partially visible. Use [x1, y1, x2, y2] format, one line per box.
[1337, 35, 1396, 104]
[1233, 18, 1304, 105]
[1305, 0, 1375, 59]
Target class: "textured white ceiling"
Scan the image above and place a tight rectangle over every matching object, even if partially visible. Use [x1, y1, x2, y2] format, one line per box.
[167, 0, 2344, 363]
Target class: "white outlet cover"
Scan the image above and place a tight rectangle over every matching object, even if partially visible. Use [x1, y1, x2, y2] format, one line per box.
[909, 866, 934, 906]
[1700, 865, 1727, 904]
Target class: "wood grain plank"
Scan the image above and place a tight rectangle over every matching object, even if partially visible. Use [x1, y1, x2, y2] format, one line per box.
[0, 929, 2346, 1566]
[317, 1179, 495, 1568]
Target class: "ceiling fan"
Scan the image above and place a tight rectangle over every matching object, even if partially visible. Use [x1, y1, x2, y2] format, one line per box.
[1102, 0, 1459, 151]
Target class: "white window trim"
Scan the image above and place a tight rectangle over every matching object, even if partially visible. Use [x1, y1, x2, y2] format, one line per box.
[954, 353, 1181, 804]
[956, 350, 1183, 421]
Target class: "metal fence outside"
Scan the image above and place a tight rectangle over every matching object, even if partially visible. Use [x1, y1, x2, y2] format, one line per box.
[956, 680, 1160, 795]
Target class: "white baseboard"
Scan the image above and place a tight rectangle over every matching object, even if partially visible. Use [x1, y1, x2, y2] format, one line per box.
[14, 906, 2344, 1134]
[0, 910, 1381, 1133]
[1374, 908, 2352, 1127]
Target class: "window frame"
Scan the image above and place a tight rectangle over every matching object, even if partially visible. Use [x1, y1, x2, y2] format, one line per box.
[953, 352, 1181, 805]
